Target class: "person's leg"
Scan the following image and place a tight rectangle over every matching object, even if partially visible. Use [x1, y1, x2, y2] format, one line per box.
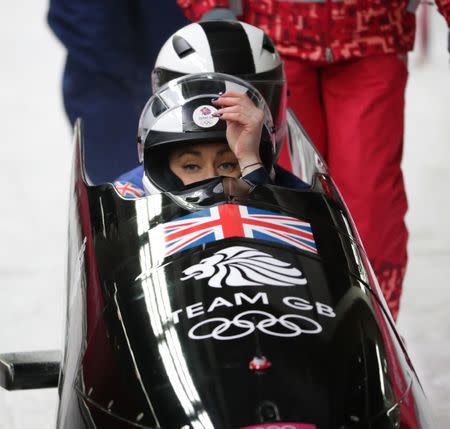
[62, 56, 150, 184]
[50, 0, 188, 184]
[278, 56, 327, 170]
[322, 54, 409, 319]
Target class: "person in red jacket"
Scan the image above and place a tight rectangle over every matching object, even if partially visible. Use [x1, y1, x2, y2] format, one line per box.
[177, 0, 450, 320]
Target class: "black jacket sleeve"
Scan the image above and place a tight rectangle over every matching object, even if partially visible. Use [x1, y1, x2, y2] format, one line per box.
[242, 167, 271, 186]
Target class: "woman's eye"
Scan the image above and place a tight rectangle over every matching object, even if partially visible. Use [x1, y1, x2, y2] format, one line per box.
[218, 162, 238, 172]
[183, 164, 200, 172]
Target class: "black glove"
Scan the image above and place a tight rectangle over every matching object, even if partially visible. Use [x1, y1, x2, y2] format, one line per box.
[201, 8, 237, 22]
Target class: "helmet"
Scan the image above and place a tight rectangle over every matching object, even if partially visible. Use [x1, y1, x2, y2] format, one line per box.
[138, 73, 276, 194]
[151, 21, 287, 153]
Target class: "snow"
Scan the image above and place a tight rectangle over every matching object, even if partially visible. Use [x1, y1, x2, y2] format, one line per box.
[0, 1, 449, 427]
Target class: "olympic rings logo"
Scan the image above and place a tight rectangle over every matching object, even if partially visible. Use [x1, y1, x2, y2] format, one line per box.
[188, 310, 322, 340]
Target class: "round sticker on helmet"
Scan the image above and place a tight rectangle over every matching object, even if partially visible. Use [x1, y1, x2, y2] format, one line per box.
[193, 105, 220, 128]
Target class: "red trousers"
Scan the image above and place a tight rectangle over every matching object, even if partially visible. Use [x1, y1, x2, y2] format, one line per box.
[279, 54, 409, 320]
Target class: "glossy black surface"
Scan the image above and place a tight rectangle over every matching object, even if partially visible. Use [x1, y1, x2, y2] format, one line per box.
[0, 351, 60, 390]
[56, 121, 434, 429]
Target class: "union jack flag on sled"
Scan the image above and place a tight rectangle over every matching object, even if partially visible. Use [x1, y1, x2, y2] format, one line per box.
[114, 181, 145, 198]
[159, 204, 317, 258]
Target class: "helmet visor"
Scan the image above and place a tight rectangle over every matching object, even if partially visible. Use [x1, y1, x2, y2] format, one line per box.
[138, 73, 276, 193]
[247, 78, 287, 147]
[139, 73, 275, 147]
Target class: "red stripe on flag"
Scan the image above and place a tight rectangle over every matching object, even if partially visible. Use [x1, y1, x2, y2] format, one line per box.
[244, 218, 313, 242]
[219, 205, 245, 238]
[165, 218, 220, 241]
[166, 229, 212, 256]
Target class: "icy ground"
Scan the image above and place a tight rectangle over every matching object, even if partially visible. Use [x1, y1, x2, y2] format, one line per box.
[0, 1, 449, 428]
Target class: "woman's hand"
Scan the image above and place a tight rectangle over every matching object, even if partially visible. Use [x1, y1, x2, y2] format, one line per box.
[212, 91, 264, 173]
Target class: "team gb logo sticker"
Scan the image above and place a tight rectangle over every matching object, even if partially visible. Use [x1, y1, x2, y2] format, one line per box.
[181, 246, 307, 288]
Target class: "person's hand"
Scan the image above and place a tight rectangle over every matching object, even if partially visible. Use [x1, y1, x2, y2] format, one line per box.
[212, 91, 264, 173]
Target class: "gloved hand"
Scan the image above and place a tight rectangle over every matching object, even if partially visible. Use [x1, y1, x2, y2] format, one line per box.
[201, 8, 237, 22]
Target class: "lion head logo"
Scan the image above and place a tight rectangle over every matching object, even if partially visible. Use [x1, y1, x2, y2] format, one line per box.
[181, 246, 307, 288]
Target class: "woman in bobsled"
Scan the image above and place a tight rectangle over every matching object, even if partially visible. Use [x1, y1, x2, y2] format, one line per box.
[114, 73, 307, 197]
[58, 82, 434, 428]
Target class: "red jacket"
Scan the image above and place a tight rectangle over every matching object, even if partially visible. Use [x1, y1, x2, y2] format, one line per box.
[177, 0, 450, 64]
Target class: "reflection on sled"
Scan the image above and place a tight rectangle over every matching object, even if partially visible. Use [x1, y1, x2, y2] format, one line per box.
[0, 110, 434, 429]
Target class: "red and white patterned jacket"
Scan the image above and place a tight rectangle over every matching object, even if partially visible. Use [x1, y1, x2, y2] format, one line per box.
[177, 0, 450, 64]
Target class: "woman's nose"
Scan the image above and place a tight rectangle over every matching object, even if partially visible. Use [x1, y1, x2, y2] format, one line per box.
[206, 164, 218, 178]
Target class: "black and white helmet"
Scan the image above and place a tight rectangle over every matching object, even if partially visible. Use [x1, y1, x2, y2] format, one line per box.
[152, 21, 287, 152]
[138, 73, 276, 194]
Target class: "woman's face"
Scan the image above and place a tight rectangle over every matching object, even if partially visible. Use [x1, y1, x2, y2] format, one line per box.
[169, 142, 240, 185]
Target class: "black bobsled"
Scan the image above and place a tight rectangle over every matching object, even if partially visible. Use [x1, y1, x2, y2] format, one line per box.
[0, 111, 434, 429]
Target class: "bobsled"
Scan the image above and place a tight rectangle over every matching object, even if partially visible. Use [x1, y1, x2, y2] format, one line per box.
[0, 111, 434, 429]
